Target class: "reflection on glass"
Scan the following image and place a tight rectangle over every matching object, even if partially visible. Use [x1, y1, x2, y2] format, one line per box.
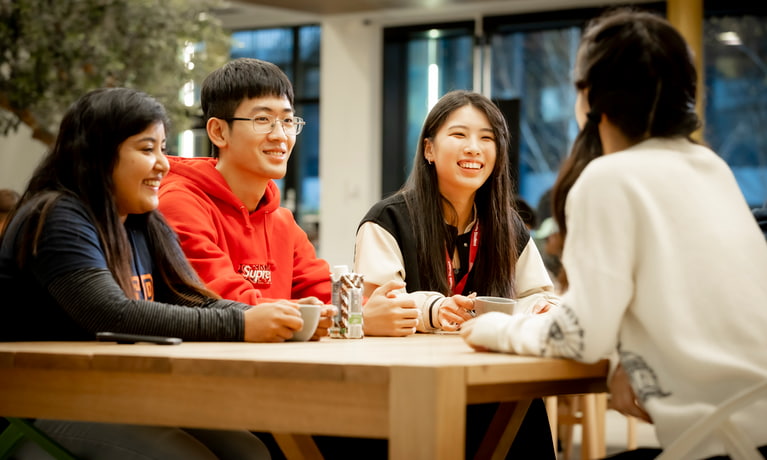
[490, 27, 581, 210]
[229, 25, 321, 235]
[406, 32, 473, 174]
[705, 15, 767, 207]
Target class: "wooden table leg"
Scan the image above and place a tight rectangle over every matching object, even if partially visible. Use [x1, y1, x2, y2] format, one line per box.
[272, 433, 324, 460]
[471, 400, 532, 460]
[580, 393, 608, 460]
[389, 366, 465, 460]
[545, 396, 558, 448]
[595, 393, 607, 458]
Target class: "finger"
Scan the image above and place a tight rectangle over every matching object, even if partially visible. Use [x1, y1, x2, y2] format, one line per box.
[456, 308, 475, 321]
[393, 327, 416, 337]
[441, 310, 466, 324]
[310, 327, 329, 341]
[397, 307, 420, 318]
[633, 400, 653, 424]
[278, 304, 302, 317]
[298, 297, 323, 305]
[282, 314, 304, 332]
[272, 327, 293, 341]
[452, 295, 475, 309]
[373, 279, 406, 297]
[321, 306, 338, 317]
[316, 317, 333, 330]
[276, 301, 301, 312]
[441, 321, 460, 332]
[397, 318, 419, 329]
[533, 302, 551, 314]
[395, 297, 418, 309]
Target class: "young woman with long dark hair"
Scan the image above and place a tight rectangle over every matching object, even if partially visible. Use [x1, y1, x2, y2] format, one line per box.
[462, 9, 767, 459]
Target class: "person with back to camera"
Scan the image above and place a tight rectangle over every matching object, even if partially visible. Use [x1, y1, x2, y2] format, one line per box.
[354, 89, 560, 458]
[461, 8, 767, 459]
[0, 87, 298, 459]
[158, 58, 407, 341]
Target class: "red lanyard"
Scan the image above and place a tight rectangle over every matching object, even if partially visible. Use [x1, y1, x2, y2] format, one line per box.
[445, 222, 479, 295]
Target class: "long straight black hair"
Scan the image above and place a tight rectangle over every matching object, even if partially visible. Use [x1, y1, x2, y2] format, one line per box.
[399, 90, 522, 297]
[3, 87, 218, 301]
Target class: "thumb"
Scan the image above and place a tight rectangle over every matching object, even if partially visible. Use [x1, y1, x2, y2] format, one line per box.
[373, 279, 406, 298]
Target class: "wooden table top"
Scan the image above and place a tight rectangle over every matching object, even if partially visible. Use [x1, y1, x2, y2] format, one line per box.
[0, 334, 607, 387]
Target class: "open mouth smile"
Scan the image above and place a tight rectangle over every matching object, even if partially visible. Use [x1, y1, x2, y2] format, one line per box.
[458, 161, 483, 170]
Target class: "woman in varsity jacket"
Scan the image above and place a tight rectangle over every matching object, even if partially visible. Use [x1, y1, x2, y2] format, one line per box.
[354, 89, 559, 458]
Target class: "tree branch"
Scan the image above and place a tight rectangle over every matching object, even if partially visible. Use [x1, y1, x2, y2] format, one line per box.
[0, 93, 56, 147]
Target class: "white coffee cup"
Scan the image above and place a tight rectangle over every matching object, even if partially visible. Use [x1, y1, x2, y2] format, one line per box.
[288, 305, 322, 342]
[473, 296, 517, 316]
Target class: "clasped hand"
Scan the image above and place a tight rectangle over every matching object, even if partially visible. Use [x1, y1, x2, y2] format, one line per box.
[243, 297, 336, 342]
[438, 293, 477, 331]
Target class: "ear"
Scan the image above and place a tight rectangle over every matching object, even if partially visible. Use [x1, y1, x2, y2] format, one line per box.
[423, 138, 434, 163]
[207, 117, 229, 151]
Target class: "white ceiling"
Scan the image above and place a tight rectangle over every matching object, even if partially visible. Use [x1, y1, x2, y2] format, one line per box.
[214, 0, 648, 29]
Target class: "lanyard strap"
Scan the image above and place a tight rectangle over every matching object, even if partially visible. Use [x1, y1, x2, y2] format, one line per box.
[445, 222, 480, 295]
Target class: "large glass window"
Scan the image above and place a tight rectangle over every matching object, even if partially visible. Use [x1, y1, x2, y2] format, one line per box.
[704, 11, 767, 207]
[488, 24, 584, 209]
[383, 3, 767, 215]
[382, 23, 474, 196]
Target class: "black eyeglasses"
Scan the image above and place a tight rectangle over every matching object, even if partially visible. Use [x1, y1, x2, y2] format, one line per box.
[224, 115, 305, 135]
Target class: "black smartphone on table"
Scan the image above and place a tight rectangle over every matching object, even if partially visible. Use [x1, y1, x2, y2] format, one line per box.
[96, 331, 182, 345]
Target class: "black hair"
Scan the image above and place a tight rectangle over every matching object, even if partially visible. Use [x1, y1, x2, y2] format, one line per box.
[399, 90, 522, 297]
[552, 8, 701, 236]
[201, 58, 295, 157]
[4, 88, 217, 301]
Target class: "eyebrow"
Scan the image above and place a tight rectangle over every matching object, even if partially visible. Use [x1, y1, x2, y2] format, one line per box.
[446, 124, 494, 132]
[135, 136, 165, 144]
[247, 106, 294, 114]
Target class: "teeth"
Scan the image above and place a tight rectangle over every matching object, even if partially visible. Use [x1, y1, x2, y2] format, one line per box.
[459, 162, 482, 170]
[144, 180, 161, 187]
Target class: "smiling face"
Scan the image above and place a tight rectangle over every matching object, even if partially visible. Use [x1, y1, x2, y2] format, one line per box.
[215, 95, 296, 185]
[112, 121, 169, 221]
[423, 104, 497, 204]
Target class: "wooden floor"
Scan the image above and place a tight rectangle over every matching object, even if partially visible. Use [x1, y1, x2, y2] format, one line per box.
[565, 409, 660, 459]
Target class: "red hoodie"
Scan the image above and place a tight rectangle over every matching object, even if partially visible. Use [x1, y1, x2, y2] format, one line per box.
[158, 156, 331, 305]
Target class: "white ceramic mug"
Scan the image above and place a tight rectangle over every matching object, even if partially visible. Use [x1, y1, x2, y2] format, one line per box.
[288, 305, 322, 341]
[473, 296, 517, 316]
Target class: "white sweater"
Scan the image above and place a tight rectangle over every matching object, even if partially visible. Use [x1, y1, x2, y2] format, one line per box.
[465, 137, 767, 457]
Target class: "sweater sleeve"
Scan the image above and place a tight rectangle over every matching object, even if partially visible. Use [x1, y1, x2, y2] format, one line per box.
[48, 268, 248, 341]
[512, 238, 561, 314]
[354, 221, 445, 332]
[463, 163, 633, 362]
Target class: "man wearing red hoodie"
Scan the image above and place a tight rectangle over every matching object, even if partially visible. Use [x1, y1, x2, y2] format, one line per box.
[159, 58, 414, 339]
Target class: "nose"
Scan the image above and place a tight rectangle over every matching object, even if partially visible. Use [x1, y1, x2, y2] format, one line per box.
[154, 150, 170, 174]
[268, 120, 289, 139]
[464, 136, 481, 155]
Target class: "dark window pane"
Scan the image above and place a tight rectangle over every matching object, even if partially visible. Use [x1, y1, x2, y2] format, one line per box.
[490, 27, 581, 209]
[704, 14, 767, 207]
